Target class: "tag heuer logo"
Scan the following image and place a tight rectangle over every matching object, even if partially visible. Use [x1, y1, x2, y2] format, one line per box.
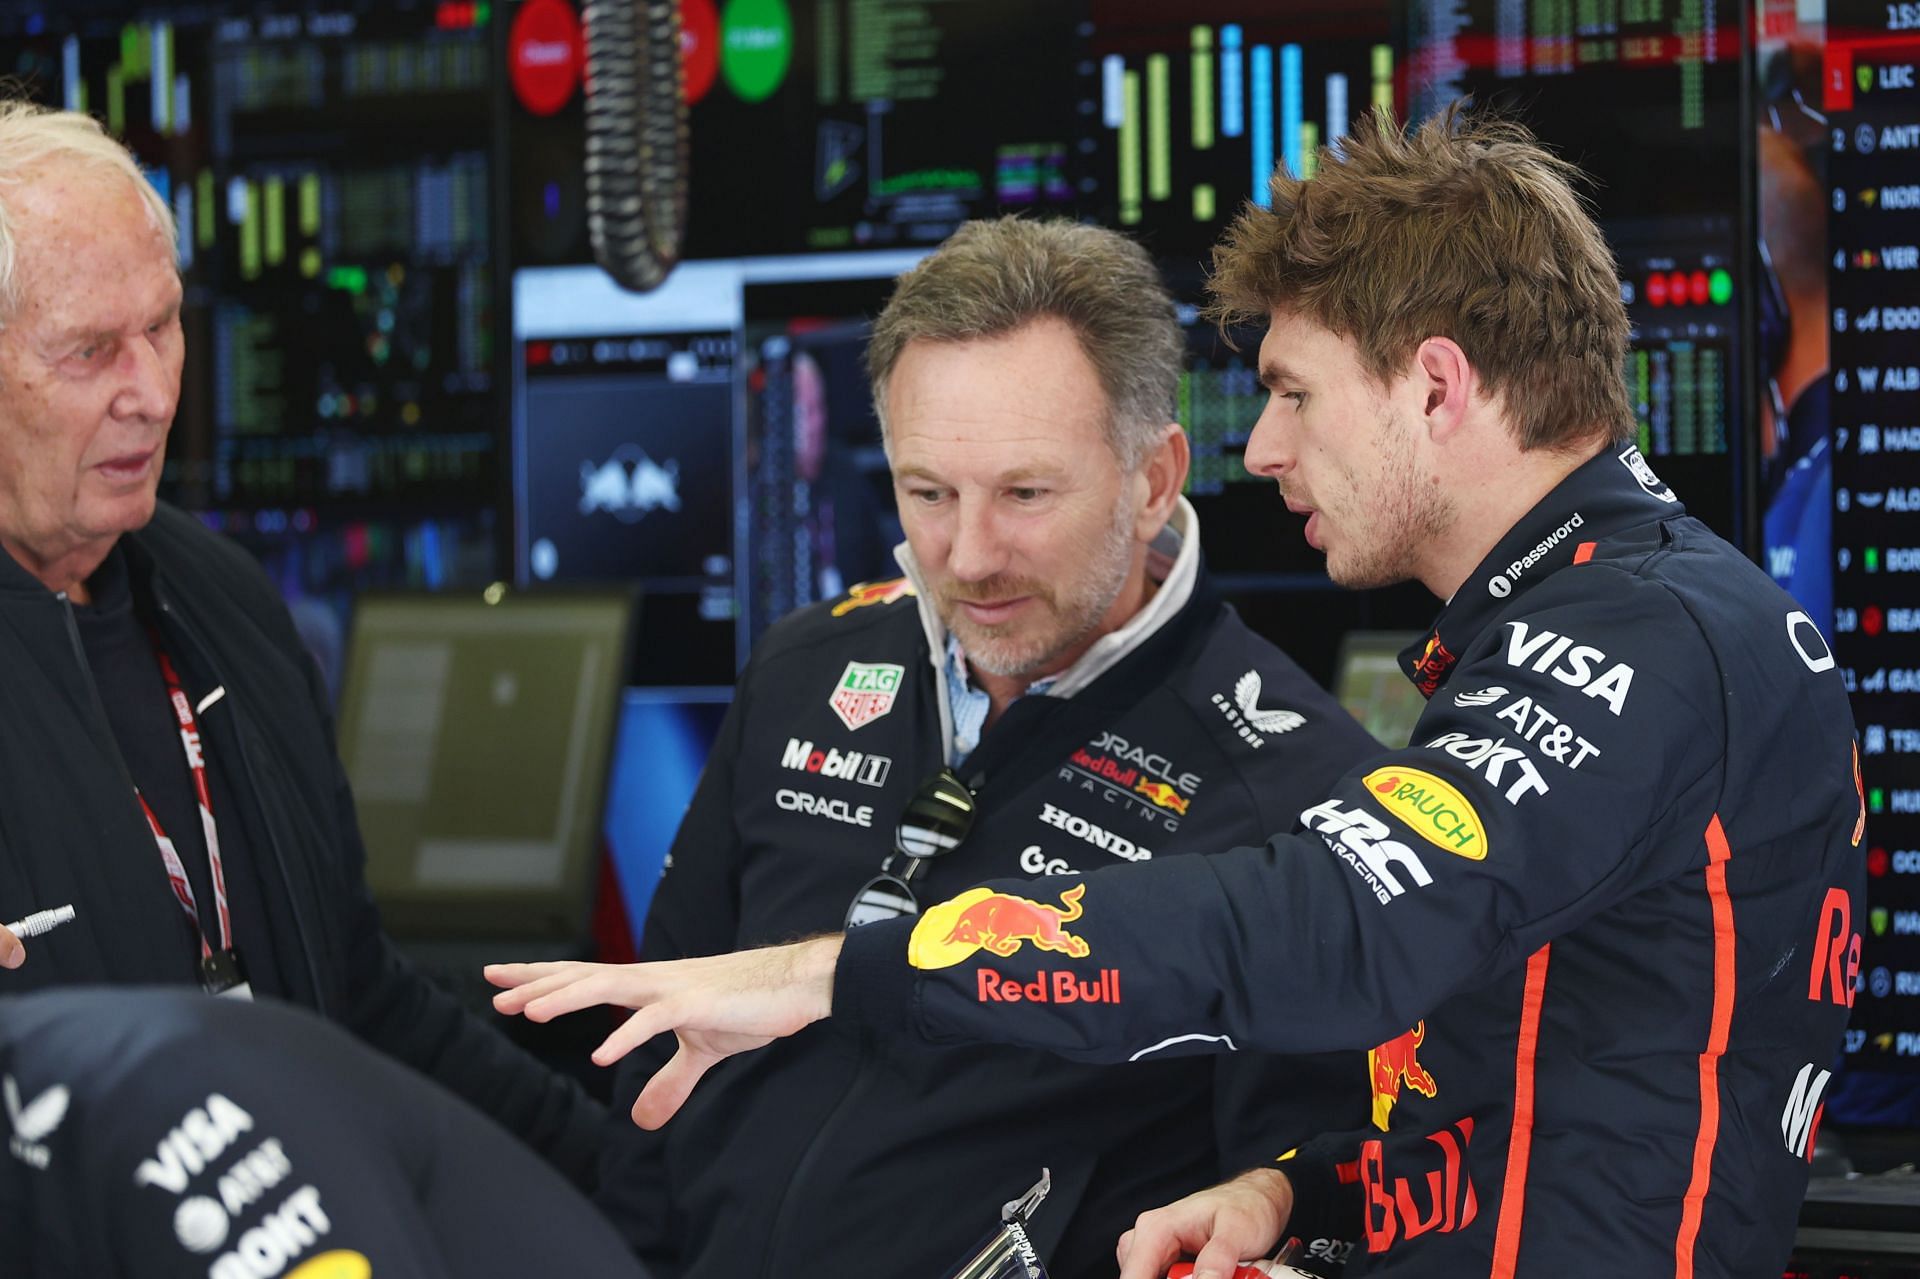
[830, 662, 905, 731]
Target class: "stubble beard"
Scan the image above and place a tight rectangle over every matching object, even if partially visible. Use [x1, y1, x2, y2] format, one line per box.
[1324, 408, 1456, 590]
[943, 499, 1140, 679]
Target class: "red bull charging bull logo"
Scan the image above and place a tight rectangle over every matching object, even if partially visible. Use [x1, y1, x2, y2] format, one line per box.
[910, 883, 1092, 970]
[1410, 634, 1458, 698]
[1133, 777, 1191, 816]
[830, 577, 916, 617]
[1368, 1021, 1438, 1130]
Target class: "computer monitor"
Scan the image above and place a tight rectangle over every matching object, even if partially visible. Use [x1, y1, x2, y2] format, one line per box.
[602, 687, 733, 936]
[1757, 8, 1920, 1124]
[336, 589, 634, 943]
[0, 2, 504, 650]
[1400, 0, 1749, 549]
[1333, 630, 1428, 748]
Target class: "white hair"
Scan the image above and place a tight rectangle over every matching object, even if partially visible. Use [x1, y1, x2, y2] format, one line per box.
[0, 100, 177, 327]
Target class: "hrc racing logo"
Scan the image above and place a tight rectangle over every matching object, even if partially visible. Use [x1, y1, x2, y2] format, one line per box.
[1368, 1022, 1438, 1130]
[1300, 798, 1433, 904]
[780, 738, 892, 787]
[1363, 767, 1487, 860]
[831, 578, 915, 617]
[909, 883, 1091, 969]
[829, 661, 905, 731]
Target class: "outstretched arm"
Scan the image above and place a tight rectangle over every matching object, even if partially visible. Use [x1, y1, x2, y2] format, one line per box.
[488, 935, 842, 1127]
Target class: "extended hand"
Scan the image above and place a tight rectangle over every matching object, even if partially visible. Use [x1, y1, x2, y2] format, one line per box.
[1115, 1167, 1294, 1279]
[1, 925, 20, 970]
[485, 936, 843, 1127]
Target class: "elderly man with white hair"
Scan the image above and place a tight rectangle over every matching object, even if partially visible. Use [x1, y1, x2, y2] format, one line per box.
[0, 99, 604, 1185]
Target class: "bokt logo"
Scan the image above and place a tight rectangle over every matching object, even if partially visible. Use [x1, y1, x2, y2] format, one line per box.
[1363, 766, 1488, 861]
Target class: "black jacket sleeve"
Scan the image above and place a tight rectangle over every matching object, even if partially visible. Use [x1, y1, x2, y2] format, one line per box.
[597, 677, 753, 1258]
[835, 571, 1725, 1065]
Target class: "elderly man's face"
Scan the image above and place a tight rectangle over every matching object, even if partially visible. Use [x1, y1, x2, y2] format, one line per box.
[0, 162, 182, 578]
[886, 317, 1145, 680]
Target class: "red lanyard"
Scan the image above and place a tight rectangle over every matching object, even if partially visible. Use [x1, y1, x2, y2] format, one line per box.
[136, 640, 233, 961]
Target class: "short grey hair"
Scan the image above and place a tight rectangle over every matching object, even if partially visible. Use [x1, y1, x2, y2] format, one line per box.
[0, 99, 177, 327]
[867, 217, 1183, 470]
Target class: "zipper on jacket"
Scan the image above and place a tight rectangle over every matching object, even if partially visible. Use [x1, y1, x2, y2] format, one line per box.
[58, 597, 150, 820]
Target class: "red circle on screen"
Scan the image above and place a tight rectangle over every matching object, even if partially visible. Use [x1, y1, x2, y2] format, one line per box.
[683, 0, 720, 104]
[510, 0, 583, 117]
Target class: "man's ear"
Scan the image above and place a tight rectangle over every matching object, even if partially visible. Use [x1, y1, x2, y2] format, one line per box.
[1413, 336, 1474, 444]
[1134, 424, 1189, 541]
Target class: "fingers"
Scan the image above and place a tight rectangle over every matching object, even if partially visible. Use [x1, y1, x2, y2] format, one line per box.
[488, 964, 597, 1016]
[1115, 1216, 1182, 1279]
[521, 967, 651, 1023]
[631, 1042, 720, 1129]
[591, 1003, 676, 1068]
[482, 960, 575, 990]
[1191, 1236, 1249, 1279]
[1, 926, 21, 970]
[487, 963, 649, 1022]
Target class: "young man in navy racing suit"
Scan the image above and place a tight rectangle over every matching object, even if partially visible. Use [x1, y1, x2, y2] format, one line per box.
[492, 111, 1865, 1279]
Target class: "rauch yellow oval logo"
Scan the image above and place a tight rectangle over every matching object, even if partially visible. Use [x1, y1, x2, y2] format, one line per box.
[287, 1252, 372, 1279]
[1362, 766, 1488, 860]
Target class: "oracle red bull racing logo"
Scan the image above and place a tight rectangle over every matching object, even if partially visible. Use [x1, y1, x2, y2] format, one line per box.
[1368, 1021, 1438, 1130]
[830, 577, 916, 617]
[909, 883, 1092, 970]
[1062, 733, 1203, 831]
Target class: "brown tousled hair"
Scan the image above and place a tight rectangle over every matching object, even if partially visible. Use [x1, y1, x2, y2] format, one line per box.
[1207, 106, 1636, 450]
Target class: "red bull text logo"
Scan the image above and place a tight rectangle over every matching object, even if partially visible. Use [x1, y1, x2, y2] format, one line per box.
[830, 578, 916, 617]
[977, 969, 1121, 1004]
[1070, 747, 1141, 789]
[1368, 1021, 1438, 1130]
[1359, 1117, 1478, 1254]
[1133, 778, 1191, 815]
[910, 884, 1091, 970]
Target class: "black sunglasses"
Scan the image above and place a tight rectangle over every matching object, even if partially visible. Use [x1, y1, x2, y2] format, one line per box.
[844, 769, 978, 928]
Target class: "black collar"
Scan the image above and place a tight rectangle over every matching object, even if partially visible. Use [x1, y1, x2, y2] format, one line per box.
[1400, 444, 1685, 697]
